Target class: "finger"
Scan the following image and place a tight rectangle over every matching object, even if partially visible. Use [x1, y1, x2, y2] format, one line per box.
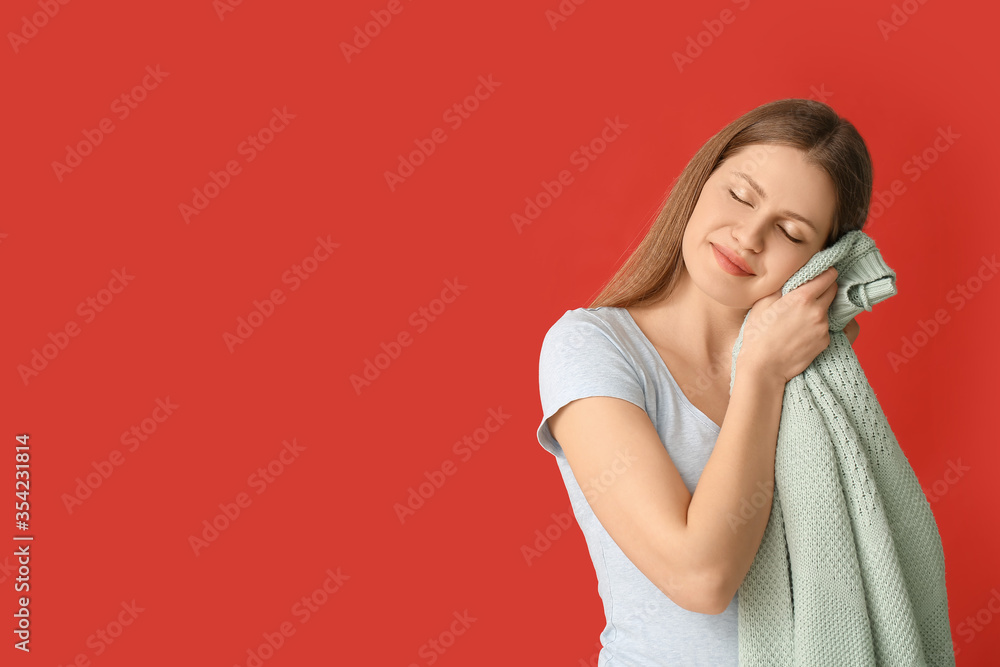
[800, 266, 840, 299]
[821, 278, 839, 305]
[750, 287, 783, 310]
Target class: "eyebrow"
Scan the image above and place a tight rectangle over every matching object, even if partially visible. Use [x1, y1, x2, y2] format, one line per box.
[732, 171, 818, 233]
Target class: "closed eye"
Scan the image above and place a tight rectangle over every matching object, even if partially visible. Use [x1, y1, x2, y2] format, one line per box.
[728, 189, 803, 244]
[728, 188, 749, 206]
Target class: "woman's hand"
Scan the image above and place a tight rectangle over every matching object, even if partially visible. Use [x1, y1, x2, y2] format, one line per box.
[737, 267, 840, 386]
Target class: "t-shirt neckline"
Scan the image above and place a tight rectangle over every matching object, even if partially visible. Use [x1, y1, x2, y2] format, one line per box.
[611, 307, 723, 433]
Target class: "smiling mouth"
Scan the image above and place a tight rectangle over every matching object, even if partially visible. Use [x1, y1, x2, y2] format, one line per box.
[711, 244, 755, 276]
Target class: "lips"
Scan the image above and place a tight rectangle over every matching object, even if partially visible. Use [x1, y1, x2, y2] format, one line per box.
[712, 243, 755, 276]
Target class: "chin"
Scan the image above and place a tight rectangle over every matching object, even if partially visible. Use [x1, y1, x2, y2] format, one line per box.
[714, 290, 756, 309]
[693, 269, 756, 309]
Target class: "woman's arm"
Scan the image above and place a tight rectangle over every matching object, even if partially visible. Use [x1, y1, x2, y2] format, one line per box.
[683, 363, 786, 612]
[690, 269, 843, 611]
[549, 282, 851, 615]
[549, 395, 729, 614]
[550, 365, 788, 616]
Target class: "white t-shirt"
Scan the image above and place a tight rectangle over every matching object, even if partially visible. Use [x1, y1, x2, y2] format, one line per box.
[535, 306, 738, 666]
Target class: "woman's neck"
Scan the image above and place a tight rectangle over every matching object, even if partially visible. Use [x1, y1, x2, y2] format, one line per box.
[630, 269, 749, 366]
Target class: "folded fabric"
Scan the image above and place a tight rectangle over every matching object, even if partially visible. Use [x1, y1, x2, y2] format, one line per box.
[727, 230, 956, 666]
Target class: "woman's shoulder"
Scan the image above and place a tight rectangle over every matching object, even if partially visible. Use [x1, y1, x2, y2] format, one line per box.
[549, 305, 629, 326]
[543, 306, 631, 341]
[540, 307, 645, 370]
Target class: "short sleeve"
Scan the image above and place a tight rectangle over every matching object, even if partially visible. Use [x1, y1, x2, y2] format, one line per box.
[536, 311, 646, 458]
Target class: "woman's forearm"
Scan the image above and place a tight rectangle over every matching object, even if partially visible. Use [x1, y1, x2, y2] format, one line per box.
[683, 361, 786, 611]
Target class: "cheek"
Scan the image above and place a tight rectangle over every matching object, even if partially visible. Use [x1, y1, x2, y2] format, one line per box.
[682, 209, 715, 244]
[757, 277, 785, 297]
[771, 254, 810, 284]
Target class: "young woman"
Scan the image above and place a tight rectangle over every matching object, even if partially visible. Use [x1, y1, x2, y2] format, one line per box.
[535, 98, 871, 665]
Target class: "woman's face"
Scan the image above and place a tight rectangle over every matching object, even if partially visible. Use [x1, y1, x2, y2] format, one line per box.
[681, 143, 837, 308]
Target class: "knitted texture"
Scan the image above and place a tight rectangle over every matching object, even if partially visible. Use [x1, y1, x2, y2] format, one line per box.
[728, 231, 955, 666]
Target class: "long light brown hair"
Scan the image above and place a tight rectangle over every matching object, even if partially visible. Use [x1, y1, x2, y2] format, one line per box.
[588, 98, 873, 309]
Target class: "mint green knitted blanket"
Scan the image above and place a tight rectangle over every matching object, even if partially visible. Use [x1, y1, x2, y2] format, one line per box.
[728, 230, 955, 666]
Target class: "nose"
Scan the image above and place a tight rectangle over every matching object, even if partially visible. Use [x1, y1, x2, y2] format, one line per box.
[731, 216, 765, 253]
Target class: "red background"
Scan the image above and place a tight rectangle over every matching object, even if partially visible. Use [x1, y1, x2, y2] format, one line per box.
[2, 0, 998, 664]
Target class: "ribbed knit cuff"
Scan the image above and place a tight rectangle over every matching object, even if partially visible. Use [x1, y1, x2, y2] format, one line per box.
[729, 230, 898, 394]
[782, 231, 898, 331]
